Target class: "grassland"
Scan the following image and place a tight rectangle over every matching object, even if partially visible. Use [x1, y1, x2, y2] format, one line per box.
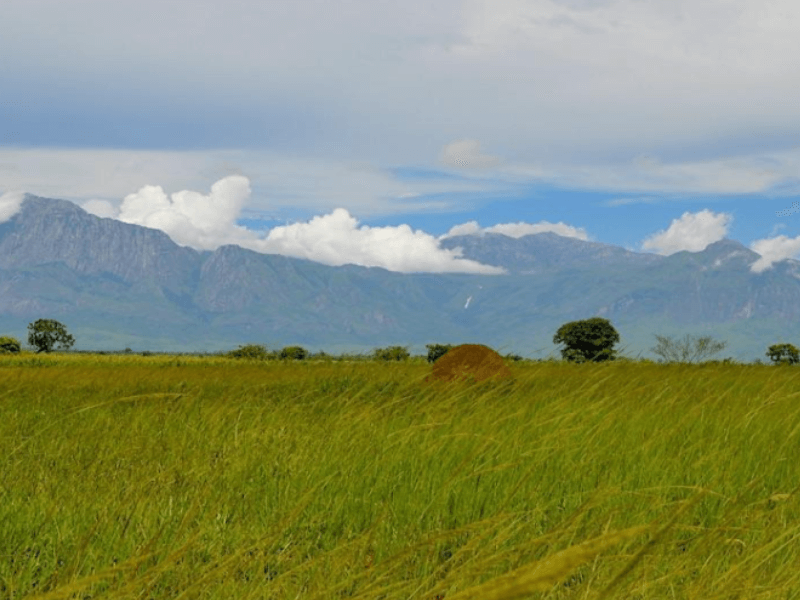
[2, 351, 800, 599]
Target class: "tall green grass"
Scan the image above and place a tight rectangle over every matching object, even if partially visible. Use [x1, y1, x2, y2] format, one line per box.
[2, 353, 800, 599]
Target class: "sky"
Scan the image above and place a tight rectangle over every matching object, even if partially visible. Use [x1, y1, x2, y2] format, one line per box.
[2, 0, 800, 274]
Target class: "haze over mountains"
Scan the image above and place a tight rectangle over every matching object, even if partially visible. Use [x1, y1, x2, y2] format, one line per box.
[2, 194, 800, 363]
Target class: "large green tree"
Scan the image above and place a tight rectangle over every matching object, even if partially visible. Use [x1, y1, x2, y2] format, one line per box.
[553, 317, 620, 363]
[27, 319, 75, 353]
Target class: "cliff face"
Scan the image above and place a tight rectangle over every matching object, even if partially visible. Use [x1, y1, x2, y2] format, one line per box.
[0, 195, 202, 293]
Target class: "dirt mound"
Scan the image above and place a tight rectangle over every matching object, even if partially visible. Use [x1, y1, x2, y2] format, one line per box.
[424, 344, 513, 384]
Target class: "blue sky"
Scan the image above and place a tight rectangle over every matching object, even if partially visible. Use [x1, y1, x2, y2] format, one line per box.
[2, 0, 800, 274]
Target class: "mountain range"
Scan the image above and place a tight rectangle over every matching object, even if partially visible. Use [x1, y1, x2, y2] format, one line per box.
[2, 194, 800, 363]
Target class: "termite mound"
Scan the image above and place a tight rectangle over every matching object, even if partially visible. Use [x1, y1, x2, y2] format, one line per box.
[424, 344, 513, 384]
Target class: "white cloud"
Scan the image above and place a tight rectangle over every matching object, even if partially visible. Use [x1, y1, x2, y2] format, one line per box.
[248, 209, 506, 274]
[93, 176, 507, 274]
[5, 0, 800, 181]
[0, 148, 505, 221]
[501, 151, 798, 196]
[640, 209, 732, 255]
[439, 139, 501, 169]
[637, 209, 800, 273]
[438, 219, 590, 240]
[0, 190, 25, 223]
[750, 235, 800, 273]
[114, 176, 254, 250]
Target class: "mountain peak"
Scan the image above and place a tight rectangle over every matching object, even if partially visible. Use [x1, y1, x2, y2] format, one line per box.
[19, 193, 87, 216]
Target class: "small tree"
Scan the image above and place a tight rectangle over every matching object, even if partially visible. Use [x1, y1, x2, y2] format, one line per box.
[650, 334, 727, 364]
[0, 336, 21, 354]
[373, 346, 410, 361]
[280, 346, 308, 360]
[227, 344, 270, 360]
[426, 343, 455, 364]
[553, 317, 620, 363]
[766, 343, 800, 366]
[27, 319, 75, 353]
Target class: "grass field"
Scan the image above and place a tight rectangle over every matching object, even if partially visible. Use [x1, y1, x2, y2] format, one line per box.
[2, 351, 800, 599]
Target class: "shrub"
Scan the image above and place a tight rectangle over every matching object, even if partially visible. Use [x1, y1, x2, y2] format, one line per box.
[553, 317, 620, 363]
[426, 343, 455, 364]
[766, 343, 800, 366]
[228, 344, 270, 360]
[280, 346, 308, 360]
[504, 352, 524, 362]
[650, 334, 728, 364]
[373, 346, 411, 361]
[0, 336, 21, 354]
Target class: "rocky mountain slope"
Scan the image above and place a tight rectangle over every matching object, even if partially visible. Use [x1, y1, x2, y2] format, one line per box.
[1, 194, 799, 362]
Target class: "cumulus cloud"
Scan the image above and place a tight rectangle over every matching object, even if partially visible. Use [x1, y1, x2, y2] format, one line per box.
[749, 235, 800, 273]
[640, 209, 732, 255]
[250, 209, 506, 274]
[0, 190, 25, 223]
[439, 139, 502, 169]
[97, 175, 507, 274]
[111, 176, 254, 250]
[438, 219, 590, 240]
[637, 209, 800, 273]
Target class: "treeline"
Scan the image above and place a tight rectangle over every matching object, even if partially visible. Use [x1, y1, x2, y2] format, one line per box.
[4, 316, 800, 366]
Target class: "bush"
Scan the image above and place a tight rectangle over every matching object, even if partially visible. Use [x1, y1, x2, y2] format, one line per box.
[426, 344, 455, 364]
[228, 344, 270, 360]
[0, 336, 21, 354]
[766, 343, 800, 366]
[504, 353, 524, 362]
[553, 317, 620, 363]
[373, 346, 411, 361]
[650, 334, 728, 364]
[280, 346, 308, 360]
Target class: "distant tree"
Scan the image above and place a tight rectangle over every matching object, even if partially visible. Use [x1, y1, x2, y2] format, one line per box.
[227, 344, 270, 360]
[649, 334, 727, 364]
[373, 345, 411, 361]
[27, 319, 75, 353]
[280, 346, 308, 360]
[426, 344, 455, 364]
[766, 343, 800, 366]
[0, 335, 21, 354]
[504, 352, 524, 362]
[553, 317, 620, 363]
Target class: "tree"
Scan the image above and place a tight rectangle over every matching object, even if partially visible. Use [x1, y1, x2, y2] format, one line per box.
[27, 319, 75, 353]
[649, 334, 727, 364]
[426, 344, 455, 364]
[553, 317, 620, 363]
[0, 336, 21, 354]
[766, 343, 800, 366]
[227, 344, 270, 360]
[280, 346, 308, 360]
[373, 345, 411, 361]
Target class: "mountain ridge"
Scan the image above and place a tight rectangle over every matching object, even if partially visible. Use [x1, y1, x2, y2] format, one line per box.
[2, 194, 800, 363]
